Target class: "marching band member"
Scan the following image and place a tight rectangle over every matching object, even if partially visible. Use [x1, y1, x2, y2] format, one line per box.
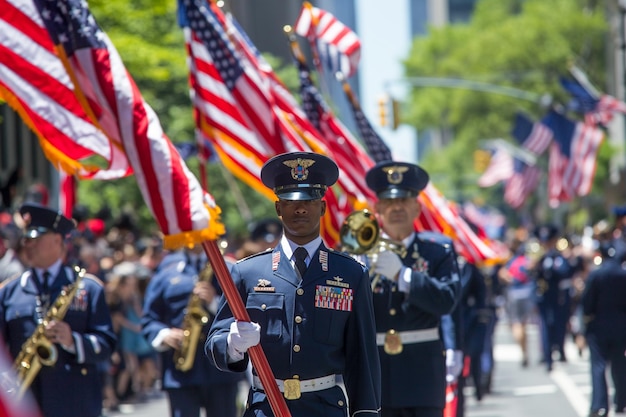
[0, 203, 115, 417]
[206, 152, 382, 417]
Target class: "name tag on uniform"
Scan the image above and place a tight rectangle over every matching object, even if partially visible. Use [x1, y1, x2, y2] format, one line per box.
[315, 285, 353, 312]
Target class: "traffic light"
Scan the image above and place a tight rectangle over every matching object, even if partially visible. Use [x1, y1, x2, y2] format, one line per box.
[378, 95, 388, 127]
[391, 98, 400, 130]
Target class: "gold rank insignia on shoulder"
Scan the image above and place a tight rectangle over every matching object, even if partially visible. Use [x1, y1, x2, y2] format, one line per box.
[283, 158, 315, 181]
[254, 278, 275, 292]
[326, 276, 349, 288]
[383, 165, 409, 184]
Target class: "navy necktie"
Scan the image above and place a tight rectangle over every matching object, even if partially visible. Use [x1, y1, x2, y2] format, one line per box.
[42, 270, 50, 294]
[294, 247, 308, 277]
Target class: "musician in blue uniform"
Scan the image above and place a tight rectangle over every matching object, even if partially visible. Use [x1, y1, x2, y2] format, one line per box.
[0, 203, 116, 417]
[582, 241, 626, 417]
[206, 152, 381, 417]
[532, 224, 575, 372]
[142, 245, 243, 417]
[364, 161, 461, 417]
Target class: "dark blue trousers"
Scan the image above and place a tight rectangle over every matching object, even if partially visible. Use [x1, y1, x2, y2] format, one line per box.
[586, 332, 626, 414]
[167, 382, 239, 417]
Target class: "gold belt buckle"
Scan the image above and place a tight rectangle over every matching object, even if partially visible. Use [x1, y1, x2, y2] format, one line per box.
[384, 329, 403, 355]
[283, 378, 301, 400]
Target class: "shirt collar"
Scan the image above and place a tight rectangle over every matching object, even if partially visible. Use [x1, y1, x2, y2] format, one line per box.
[34, 259, 62, 283]
[280, 235, 322, 261]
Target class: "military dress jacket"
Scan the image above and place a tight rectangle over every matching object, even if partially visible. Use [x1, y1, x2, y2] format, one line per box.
[533, 248, 575, 309]
[0, 265, 116, 417]
[141, 252, 242, 389]
[372, 231, 461, 410]
[206, 243, 381, 417]
[582, 257, 626, 338]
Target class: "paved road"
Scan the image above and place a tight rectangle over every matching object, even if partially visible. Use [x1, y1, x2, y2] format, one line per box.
[105, 317, 611, 417]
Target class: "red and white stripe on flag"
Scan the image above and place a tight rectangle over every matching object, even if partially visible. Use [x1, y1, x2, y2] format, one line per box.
[294, 1, 361, 78]
[0, 0, 222, 248]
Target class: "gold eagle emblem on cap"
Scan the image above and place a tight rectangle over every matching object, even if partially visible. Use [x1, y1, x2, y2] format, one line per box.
[283, 158, 315, 181]
[383, 165, 409, 184]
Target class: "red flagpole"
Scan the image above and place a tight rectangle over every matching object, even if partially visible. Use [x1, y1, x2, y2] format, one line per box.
[202, 240, 291, 417]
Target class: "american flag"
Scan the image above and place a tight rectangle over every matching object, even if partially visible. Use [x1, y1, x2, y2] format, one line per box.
[560, 74, 626, 127]
[0, 0, 222, 247]
[543, 109, 604, 207]
[294, 2, 361, 78]
[180, 0, 289, 155]
[503, 112, 548, 209]
[511, 112, 553, 155]
[504, 158, 541, 209]
[180, 0, 370, 246]
[477, 147, 514, 187]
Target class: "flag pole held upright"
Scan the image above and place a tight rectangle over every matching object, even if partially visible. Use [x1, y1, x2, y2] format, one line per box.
[202, 240, 292, 417]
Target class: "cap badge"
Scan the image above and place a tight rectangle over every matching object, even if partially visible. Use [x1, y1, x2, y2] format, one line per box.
[284, 158, 315, 181]
[383, 165, 409, 185]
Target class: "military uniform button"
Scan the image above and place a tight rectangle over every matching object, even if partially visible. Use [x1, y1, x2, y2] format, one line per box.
[338, 400, 344, 406]
[389, 308, 397, 316]
[261, 304, 267, 310]
[81, 368, 88, 375]
[295, 316, 303, 323]
[293, 374, 299, 379]
[293, 345, 301, 352]
[297, 288, 304, 295]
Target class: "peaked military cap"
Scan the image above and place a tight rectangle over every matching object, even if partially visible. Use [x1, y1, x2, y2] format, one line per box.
[261, 152, 339, 201]
[365, 161, 429, 199]
[19, 203, 75, 239]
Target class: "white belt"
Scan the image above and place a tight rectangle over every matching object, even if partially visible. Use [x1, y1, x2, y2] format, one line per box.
[252, 374, 337, 394]
[376, 327, 439, 346]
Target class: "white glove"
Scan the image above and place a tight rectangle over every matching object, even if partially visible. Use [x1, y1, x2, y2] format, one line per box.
[373, 251, 403, 280]
[227, 321, 261, 361]
[446, 349, 464, 384]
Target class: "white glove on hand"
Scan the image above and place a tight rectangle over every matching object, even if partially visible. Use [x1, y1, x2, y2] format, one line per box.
[227, 321, 261, 362]
[446, 349, 464, 384]
[373, 251, 403, 280]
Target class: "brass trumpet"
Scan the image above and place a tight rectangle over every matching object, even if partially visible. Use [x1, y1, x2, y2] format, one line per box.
[340, 210, 407, 289]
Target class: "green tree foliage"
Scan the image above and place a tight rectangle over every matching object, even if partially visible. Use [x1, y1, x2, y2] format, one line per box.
[77, 1, 298, 241]
[403, 0, 610, 223]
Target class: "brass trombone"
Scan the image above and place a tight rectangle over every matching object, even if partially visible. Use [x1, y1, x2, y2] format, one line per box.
[340, 210, 407, 289]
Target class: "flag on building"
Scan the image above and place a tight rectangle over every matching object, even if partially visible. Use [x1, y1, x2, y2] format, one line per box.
[511, 112, 553, 155]
[477, 147, 514, 187]
[0, 0, 222, 248]
[504, 158, 541, 209]
[560, 69, 626, 127]
[543, 109, 604, 207]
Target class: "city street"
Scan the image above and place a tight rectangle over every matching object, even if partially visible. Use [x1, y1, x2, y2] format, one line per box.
[105, 318, 610, 417]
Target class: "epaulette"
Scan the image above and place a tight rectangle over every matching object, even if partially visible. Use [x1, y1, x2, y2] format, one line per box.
[237, 248, 274, 263]
[328, 248, 361, 261]
[417, 230, 454, 247]
[83, 272, 105, 287]
[0, 272, 21, 289]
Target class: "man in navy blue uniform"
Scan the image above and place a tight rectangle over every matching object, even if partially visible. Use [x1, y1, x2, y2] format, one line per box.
[582, 241, 626, 417]
[206, 152, 381, 417]
[364, 161, 461, 417]
[0, 203, 116, 417]
[142, 244, 243, 417]
[532, 224, 576, 372]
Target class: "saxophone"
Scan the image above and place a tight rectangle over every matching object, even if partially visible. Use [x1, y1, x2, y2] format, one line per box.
[11, 266, 85, 400]
[174, 262, 212, 371]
